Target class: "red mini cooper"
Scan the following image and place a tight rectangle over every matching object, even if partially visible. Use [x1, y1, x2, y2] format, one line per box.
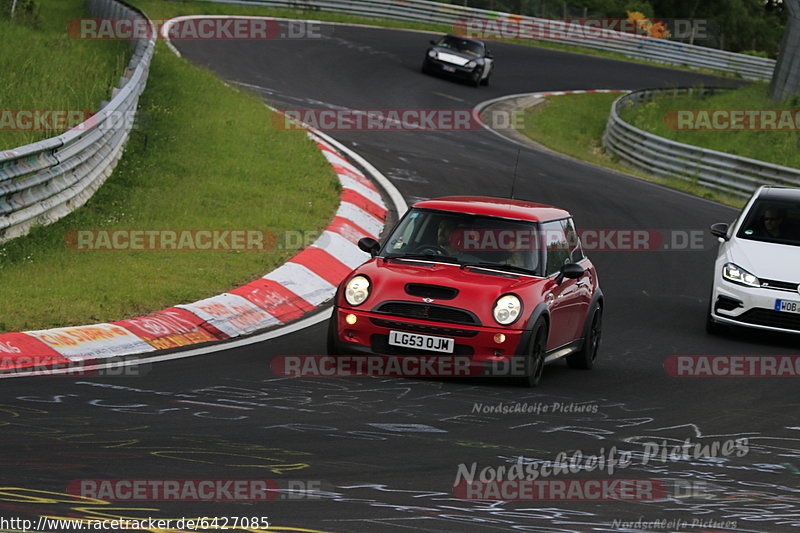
[328, 196, 603, 386]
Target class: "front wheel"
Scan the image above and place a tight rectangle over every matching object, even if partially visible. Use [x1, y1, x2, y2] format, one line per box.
[470, 68, 483, 87]
[326, 308, 340, 355]
[567, 305, 602, 369]
[515, 319, 547, 387]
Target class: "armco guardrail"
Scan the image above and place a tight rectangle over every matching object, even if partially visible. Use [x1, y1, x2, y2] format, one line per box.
[0, 0, 154, 244]
[202, 0, 775, 80]
[603, 87, 800, 199]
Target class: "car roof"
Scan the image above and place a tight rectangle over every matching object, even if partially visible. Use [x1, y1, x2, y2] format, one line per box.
[412, 196, 571, 223]
[757, 186, 800, 203]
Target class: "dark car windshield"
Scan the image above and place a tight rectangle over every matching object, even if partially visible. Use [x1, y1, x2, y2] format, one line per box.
[381, 208, 543, 275]
[736, 198, 800, 247]
[436, 36, 485, 56]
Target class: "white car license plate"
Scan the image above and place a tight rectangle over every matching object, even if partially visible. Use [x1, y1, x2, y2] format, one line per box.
[775, 299, 800, 314]
[442, 65, 456, 72]
[388, 330, 454, 353]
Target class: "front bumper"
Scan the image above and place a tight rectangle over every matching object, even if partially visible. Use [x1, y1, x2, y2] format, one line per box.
[423, 57, 478, 79]
[331, 306, 529, 363]
[710, 277, 800, 334]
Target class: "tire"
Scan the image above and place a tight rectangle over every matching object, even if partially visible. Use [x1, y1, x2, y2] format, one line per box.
[567, 305, 602, 370]
[470, 68, 482, 87]
[421, 60, 432, 75]
[515, 319, 547, 387]
[326, 308, 340, 355]
[480, 73, 490, 86]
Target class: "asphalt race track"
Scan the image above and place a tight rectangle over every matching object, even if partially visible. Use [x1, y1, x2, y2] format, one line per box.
[3, 21, 799, 533]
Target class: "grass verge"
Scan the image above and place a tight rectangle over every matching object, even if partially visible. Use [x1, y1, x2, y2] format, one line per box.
[0, 3, 338, 332]
[517, 93, 745, 207]
[0, 0, 131, 149]
[618, 83, 800, 169]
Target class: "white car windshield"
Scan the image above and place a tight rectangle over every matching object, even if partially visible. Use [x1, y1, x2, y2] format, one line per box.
[437, 36, 484, 56]
[737, 199, 800, 247]
[381, 208, 543, 275]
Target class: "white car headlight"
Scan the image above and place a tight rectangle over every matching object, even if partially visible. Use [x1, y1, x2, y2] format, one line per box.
[493, 294, 522, 325]
[345, 275, 371, 306]
[722, 262, 760, 288]
[465, 60, 477, 69]
[428, 50, 437, 59]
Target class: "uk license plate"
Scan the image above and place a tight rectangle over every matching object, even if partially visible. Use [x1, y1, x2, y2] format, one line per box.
[442, 65, 456, 72]
[388, 330, 454, 353]
[775, 299, 800, 314]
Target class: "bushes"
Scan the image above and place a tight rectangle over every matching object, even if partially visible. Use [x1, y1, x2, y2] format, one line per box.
[0, 0, 40, 26]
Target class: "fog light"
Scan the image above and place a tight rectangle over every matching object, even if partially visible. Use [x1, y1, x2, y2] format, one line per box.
[345, 314, 358, 325]
[493, 333, 506, 344]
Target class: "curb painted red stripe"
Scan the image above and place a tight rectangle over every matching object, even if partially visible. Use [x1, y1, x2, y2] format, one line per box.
[0, 130, 387, 373]
[327, 216, 378, 241]
[341, 188, 388, 220]
[113, 308, 228, 350]
[330, 162, 379, 191]
[229, 278, 315, 323]
[289, 247, 353, 286]
[0, 332, 69, 370]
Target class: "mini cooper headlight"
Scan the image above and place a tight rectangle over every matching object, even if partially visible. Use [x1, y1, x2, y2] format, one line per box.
[345, 275, 371, 306]
[465, 60, 477, 69]
[722, 262, 760, 288]
[493, 294, 522, 325]
[428, 50, 437, 59]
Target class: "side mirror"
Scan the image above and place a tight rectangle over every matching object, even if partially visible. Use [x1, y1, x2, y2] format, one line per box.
[710, 222, 729, 241]
[358, 237, 380, 257]
[556, 263, 584, 285]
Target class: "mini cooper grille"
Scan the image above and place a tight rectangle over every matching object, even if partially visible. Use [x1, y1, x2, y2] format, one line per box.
[737, 309, 800, 331]
[405, 283, 458, 300]
[374, 302, 479, 325]
[370, 317, 478, 337]
[759, 279, 800, 292]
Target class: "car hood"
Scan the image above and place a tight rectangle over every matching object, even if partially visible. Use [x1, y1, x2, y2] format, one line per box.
[727, 238, 800, 282]
[431, 47, 477, 66]
[344, 258, 544, 326]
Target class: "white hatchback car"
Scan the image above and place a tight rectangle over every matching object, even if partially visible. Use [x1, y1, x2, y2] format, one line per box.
[707, 186, 800, 334]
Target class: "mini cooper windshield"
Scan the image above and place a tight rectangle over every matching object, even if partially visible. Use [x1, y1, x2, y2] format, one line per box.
[736, 198, 800, 247]
[381, 208, 545, 275]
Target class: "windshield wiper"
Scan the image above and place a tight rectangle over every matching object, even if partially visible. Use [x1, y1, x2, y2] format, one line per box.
[385, 253, 460, 264]
[460, 262, 536, 275]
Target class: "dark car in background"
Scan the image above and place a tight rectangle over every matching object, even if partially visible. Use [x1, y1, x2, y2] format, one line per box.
[422, 34, 494, 87]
